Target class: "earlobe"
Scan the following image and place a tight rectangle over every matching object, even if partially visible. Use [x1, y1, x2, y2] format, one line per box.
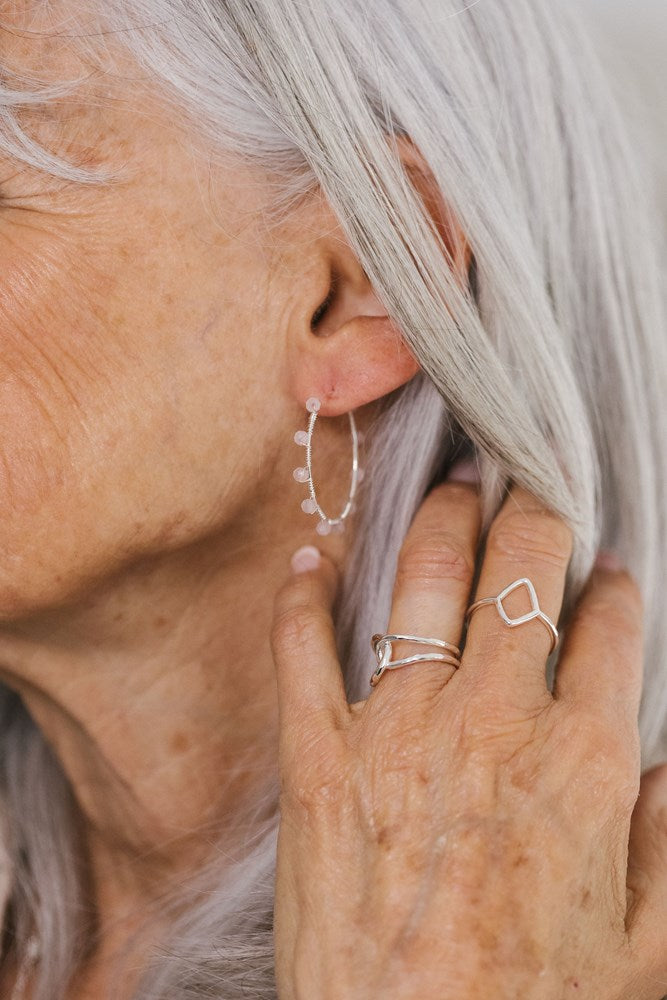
[289, 310, 421, 418]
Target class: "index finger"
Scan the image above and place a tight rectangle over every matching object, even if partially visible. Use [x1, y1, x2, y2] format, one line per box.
[270, 549, 346, 746]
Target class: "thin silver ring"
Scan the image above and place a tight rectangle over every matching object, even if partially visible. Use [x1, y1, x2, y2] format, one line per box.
[465, 577, 559, 654]
[369, 632, 461, 688]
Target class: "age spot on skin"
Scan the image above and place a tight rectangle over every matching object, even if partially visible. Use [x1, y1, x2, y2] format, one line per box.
[170, 731, 190, 754]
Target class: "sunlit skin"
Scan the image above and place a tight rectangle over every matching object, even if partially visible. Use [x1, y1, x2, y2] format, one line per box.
[0, 5, 429, 995]
[2, 6, 666, 1000]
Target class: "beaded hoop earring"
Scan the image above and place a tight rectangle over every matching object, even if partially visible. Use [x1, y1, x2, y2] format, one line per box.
[293, 396, 364, 535]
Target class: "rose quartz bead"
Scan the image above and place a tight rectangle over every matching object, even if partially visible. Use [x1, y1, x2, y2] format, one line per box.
[301, 498, 318, 514]
[315, 519, 332, 535]
[294, 430, 309, 446]
[293, 467, 309, 483]
[306, 396, 321, 413]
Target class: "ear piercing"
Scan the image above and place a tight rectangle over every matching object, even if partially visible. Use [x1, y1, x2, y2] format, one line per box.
[293, 396, 363, 535]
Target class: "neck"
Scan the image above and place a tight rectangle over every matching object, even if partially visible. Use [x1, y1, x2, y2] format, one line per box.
[0, 513, 323, 946]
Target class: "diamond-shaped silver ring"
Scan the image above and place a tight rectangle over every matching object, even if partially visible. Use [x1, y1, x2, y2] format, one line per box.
[465, 577, 559, 654]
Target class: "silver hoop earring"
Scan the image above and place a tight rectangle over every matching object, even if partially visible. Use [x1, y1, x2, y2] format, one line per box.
[293, 396, 363, 535]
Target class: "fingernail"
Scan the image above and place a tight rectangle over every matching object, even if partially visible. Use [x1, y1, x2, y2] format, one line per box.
[595, 549, 623, 572]
[446, 456, 481, 484]
[290, 545, 322, 574]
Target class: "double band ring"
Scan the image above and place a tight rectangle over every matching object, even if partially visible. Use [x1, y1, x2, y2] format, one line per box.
[368, 577, 559, 689]
[369, 633, 461, 687]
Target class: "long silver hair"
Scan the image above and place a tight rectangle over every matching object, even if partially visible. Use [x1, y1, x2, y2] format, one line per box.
[0, 1, 665, 997]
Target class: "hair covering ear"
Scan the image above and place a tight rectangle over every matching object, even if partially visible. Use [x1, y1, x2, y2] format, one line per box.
[391, 134, 470, 279]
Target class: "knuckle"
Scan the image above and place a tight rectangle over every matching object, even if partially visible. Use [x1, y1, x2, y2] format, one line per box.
[281, 773, 338, 816]
[274, 571, 323, 613]
[280, 737, 349, 815]
[569, 711, 640, 790]
[270, 602, 330, 658]
[397, 530, 474, 588]
[552, 711, 641, 822]
[488, 509, 573, 570]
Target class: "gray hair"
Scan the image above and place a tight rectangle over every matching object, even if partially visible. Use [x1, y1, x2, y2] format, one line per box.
[0, 1, 665, 997]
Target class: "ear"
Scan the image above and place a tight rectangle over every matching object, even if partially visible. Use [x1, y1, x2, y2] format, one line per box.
[288, 136, 470, 417]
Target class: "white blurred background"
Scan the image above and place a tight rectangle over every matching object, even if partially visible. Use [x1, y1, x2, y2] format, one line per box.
[580, 0, 666, 211]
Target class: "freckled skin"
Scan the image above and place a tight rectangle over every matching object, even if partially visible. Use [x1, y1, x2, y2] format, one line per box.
[0, 4, 380, 994]
[0, 6, 368, 626]
[0, 82, 279, 615]
[1, 7, 665, 1000]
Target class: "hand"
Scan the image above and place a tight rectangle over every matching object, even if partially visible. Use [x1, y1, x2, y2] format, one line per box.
[270, 480, 667, 1000]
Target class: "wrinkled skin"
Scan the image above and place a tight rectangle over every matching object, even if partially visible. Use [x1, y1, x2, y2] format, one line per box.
[0, 5, 425, 995]
[0, 3, 665, 997]
[271, 481, 667, 1000]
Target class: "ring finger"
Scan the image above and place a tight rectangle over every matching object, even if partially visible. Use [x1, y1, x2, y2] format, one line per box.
[461, 483, 573, 704]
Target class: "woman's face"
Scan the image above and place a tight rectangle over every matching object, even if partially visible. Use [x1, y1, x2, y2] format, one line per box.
[0, 9, 346, 619]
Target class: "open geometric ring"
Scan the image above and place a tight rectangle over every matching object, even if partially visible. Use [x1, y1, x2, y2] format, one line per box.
[369, 632, 461, 688]
[465, 577, 559, 654]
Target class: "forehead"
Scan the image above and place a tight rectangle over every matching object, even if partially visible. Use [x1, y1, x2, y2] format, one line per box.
[0, 1, 102, 88]
[0, 3, 182, 175]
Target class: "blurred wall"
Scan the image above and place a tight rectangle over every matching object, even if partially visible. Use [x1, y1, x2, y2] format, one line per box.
[579, 0, 666, 209]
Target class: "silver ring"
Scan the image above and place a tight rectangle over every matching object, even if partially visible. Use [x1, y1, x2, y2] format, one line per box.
[369, 632, 461, 688]
[465, 577, 559, 654]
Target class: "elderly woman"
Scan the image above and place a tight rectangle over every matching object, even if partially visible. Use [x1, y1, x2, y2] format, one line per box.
[0, 0, 665, 998]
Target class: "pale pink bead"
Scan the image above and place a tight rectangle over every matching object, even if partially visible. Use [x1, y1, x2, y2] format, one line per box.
[315, 519, 332, 536]
[294, 430, 309, 446]
[331, 520, 345, 534]
[306, 396, 321, 413]
[301, 498, 318, 514]
[293, 467, 309, 483]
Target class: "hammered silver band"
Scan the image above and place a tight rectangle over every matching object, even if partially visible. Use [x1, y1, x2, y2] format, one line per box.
[369, 633, 461, 688]
[465, 577, 559, 654]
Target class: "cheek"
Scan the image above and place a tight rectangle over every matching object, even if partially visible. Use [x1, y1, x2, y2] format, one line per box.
[0, 233, 181, 611]
[0, 222, 277, 617]
[0, 249, 109, 511]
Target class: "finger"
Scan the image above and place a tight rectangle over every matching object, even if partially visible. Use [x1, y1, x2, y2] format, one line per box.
[270, 546, 345, 745]
[553, 557, 644, 738]
[462, 484, 573, 702]
[625, 764, 667, 981]
[366, 466, 482, 711]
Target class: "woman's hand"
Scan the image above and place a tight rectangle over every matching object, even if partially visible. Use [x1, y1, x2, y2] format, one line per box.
[270, 480, 667, 1000]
